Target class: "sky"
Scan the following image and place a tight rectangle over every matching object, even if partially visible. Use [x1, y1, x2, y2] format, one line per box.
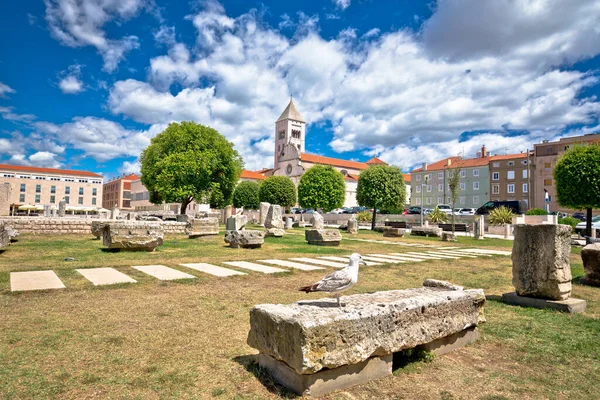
[1, 0, 600, 180]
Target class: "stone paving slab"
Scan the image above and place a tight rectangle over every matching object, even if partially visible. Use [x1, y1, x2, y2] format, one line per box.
[289, 258, 348, 268]
[462, 248, 512, 256]
[361, 255, 405, 263]
[132, 265, 196, 281]
[258, 260, 325, 271]
[400, 252, 448, 260]
[180, 263, 247, 277]
[431, 250, 478, 258]
[223, 261, 288, 274]
[344, 238, 439, 248]
[368, 254, 427, 262]
[76, 268, 137, 286]
[319, 256, 382, 266]
[11, 271, 66, 292]
[438, 249, 491, 257]
[424, 252, 460, 259]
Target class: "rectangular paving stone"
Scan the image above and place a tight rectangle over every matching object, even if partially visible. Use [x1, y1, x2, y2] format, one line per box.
[424, 252, 460, 259]
[223, 261, 288, 274]
[180, 263, 247, 277]
[462, 248, 512, 256]
[437, 250, 490, 257]
[361, 255, 406, 263]
[132, 265, 196, 281]
[77, 268, 137, 286]
[289, 258, 348, 268]
[258, 260, 325, 271]
[400, 252, 448, 260]
[319, 256, 382, 266]
[432, 250, 478, 258]
[368, 254, 427, 262]
[11, 270, 66, 292]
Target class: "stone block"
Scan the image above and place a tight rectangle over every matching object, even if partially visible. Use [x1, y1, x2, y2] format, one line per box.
[226, 215, 248, 231]
[187, 217, 219, 238]
[422, 327, 479, 355]
[511, 224, 572, 300]
[305, 229, 342, 246]
[501, 292, 586, 314]
[102, 222, 164, 252]
[411, 227, 443, 237]
[347, 218, 358, 234]
[247, 284, 485, 374]
[259, 202, 270, 226]
[225, 230, 265, 248]
[91, 221, 108, 239]
[284, 217, 293, 230]
[310, 213, 324, 229]
[223, 205, 233, 224]
[293, 221, 308, 228]
[442, 232, 457, 242]
[581, 243, 600, 285]
[383, 227, 405, 237]
[265, 205, 284, 229]
[0, 222, 9, 249]
[265, 228, 285, 237]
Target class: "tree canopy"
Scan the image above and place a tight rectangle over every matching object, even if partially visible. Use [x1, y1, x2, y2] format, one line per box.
[554, 144, 600, 236]
[140, 122, 243, 214]
[258, 176, 297, 208]
[233, 181, 261, 209]
[356, 165, 406, 229]
[298, 165, 345, 211]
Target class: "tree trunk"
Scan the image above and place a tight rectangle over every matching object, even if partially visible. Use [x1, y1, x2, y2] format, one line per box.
[180, 196, 192, 215]
[371, 208, 377, 231]
[451, 201, 455, 234]
[586, 207, 593, 237]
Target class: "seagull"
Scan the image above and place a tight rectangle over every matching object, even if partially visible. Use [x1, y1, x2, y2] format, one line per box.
[299, 253, 367, 307]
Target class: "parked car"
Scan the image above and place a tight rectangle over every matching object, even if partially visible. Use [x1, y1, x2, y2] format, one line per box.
[458, 208, 477, 215]
[551, 211, 570, 218]
[423, 208, 433, 215]
[475, 200, 527, 215]
[328, 208, 345, 214]
[408, 206, 422, 215]
[575, 215, 600, 236]
[572, 212, 586, 221]
[452, 208, 462, 215]
[436, 204, 453, 214]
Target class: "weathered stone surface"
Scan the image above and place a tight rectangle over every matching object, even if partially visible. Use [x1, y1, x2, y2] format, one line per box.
[0, 222, 10, 249]
[58, 199, 66, 217]
[226, 215, 248, 231]
[442, 232, 457, 242]
[223, 205, 233, 224]
[224, 230, 265, 248]
[383, 227, 405, 237]
[265, 205, 284, 229]
[512, 224, 572, 300]
[91, 221, 108, 239]
[305, 229, 342, 246]
[110, 206, 120, 220]
[347, 217, 358, 234]
[259, 202, 270, 225]
[310, 212, 324, 229]
[102, 222, 164, 251]
[502, 292, 586, 314]
[423, 278, 463, 291]
[411, 226, 443, 237]
[187, 217, 219, 238]
[265, 228, 285, 237]
[581, 243, 600, 284]
[4, 223, 18, 242]
[284, 217, 294, 230]
[293, 221, 308, 228]
[247, 284, 486, 374]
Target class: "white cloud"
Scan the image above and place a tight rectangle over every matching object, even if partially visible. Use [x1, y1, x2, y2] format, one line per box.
[58, 72, 84, 94]
[0, 82, 15, 97]
[333, 0, 351, 11]
[119, 160, 141, 175]
[0, 107, 36, 122]
[44, 0, 149, 72]
[7, 152, 62, 169]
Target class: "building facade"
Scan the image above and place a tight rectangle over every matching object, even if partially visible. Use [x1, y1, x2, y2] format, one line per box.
[0, 164, 103, 211]
[102, 174, 139, 210]
[489, 153, 532, 206]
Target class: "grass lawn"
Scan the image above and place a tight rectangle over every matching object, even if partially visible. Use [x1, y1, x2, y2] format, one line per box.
[1, 228, 599, 399]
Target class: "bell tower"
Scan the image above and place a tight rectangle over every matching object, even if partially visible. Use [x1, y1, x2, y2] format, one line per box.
[274, 98, 306, 167]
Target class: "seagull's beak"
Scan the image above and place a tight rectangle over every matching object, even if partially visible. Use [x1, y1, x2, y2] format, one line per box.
[359, 258, 367, 266]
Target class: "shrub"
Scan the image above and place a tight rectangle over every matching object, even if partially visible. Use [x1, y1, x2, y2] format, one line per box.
[558, 216, 580, 229]
[427, 207, 448, 223]
[525, 208, 548, 215]
[489, 206, 514, 225]
[298, 165, 345, 211]
[258, 176, 297, 207]
[233, 181, 260, 209]
[356, 210, 372, 223]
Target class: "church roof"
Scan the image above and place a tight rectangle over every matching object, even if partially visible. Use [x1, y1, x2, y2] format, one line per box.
[240, 170, 267, 181]
[366, 156, 386, 165]
[277, 99, 305, 123]
[301, 153, 371, 170]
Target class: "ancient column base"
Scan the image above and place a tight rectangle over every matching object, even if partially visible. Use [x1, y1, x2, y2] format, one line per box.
[502, 292, 587, 314]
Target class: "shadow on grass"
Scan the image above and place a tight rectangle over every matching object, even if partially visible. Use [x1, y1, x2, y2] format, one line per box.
[232, 355, 298, 399]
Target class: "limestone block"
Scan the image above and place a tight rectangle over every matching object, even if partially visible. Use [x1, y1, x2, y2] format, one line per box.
[91, 221, 108, 239]
[411, 227, 443, 237]
[259, 202, 270, 225]
[581, 243, 600, 285]
[265, 205, 284, 229]
[265, 227, 285, 237]
[247, 284, 486, 374]
[187, 218, 219, 238]
[293, 221, 308, 228]
[347, 218, 358, 234]
[5, 224, 18, 242]
[511, 224, 572, 300]
[224, 230, 264, 248]
[102, 222, 164, 251]
[226, 215, 248, 231]
[383, 227, 405, 237]
[442, 232, 457, 242]
[0, 222, 10, 249]
[305, 229, 342, 246]
[58, 200, 66, 217]
[284, 217, 294, 230]
[310, 212, 324, 229]
[223, 205, 233, 224]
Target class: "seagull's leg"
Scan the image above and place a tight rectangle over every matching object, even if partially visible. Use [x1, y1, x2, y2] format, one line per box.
[336, 293, 341, 307]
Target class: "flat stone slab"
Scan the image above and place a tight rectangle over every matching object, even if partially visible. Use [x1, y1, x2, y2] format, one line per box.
[11, 271, 66, 292]
[132, 265, 196, 281]
[433, 250, 478, 258]
[462, 248, 512, 256]
[223, 261, 287, 274]
[424, 251, 460, 259]
[395, 252, 446, 260]
[258, 260, 325, 271]
[289, 258, 347, 268]
[76, 268, 136, 286]
[180, 263, 247, 277]
[319, 256, 382, 266]
[368, 253, 427, 262]
[248, 283, 486, 374]
[501, 292, 587, 314]
[361, 255, 405, 263]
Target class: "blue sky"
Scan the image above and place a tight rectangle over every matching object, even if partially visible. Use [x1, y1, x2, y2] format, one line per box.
[1, 0, 599, 179]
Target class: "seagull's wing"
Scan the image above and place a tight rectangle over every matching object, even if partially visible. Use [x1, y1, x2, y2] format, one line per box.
[313, 269, 353, 292]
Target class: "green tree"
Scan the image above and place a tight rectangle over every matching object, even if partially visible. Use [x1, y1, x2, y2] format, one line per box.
[554, 145, 600, 237]
[140, 122, 243, 214]
[447, 167, 461, 233]
[356, 165, 406, 230]
[233, 181, 260, 209]
[258, 176, 297, 208]
[298, 165, 345, 211]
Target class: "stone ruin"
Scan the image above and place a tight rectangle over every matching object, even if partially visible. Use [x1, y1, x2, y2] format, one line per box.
[226, 214, 247, 231]
[187, 217, 219, 238]
[347, 215, 358, 235]
[411, 226, 443, 237]
[502, 224, 586, 313]
[383, 227, 404, 237]
[91, 221, 108, 239]
[224, 211, 264, 249]
[305, 229, 342, 246]
[58, 199, 66, 218]
[247, 279, 485, 396]
[264, 205, 285, 237]
[580, 243, 600, 287]
[0, 221, 11, 250]
[310, 212, 324, 229]
[259, 202, 270, 226]
[102, 222, 164, 252]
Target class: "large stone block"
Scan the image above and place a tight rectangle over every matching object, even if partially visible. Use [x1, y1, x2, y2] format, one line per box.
[383, 227, 405, 237]
[411, 227, 443, 237]
[511, 224, 572, 300]
[102, 222, 164, 251]
[187, 217, 219, 238]
[259, 202, 270, 226]
[265, 228, 285, 237]
[347, 217, 358, 234]
[581, 243, 600, 285]
[226, 215, 247, 231]
[0, 222, 10, 249]
[265, 205, 284, 229]
[310, 212, 324, 229]
[91, 221, 108, 239]
[224, 230, 264, 248]
[305, 229, 342, 246]
[247, 282, 485, 375]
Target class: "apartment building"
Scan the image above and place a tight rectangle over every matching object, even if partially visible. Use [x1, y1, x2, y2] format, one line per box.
[102, 174, 138, 210]
[0, 164, 103, 211]
[489, 153, 532, 206]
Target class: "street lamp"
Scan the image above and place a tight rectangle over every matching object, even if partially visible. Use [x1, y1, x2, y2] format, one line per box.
[420, 176, 429, 227]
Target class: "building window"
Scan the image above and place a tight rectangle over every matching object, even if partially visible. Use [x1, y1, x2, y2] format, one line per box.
[460, 196, 466, 204]
[492, 184, 499, 194]
[544, 179, 552, 186]
[507, 171, 515, 179]
[492, 172, 499, 180]
[522, 170, 528, 179]
[426, 197, 431, 205]
[92, 197, 96, 205]
[521, 160, 528, 165]
[78, 197, 83, 205]
[473, 182, 479, 190]
[508, 184, 515, 193]
[425, 174, 431, 181]
[20, 183, 26, 192]
[19, 194, 25, 202]
[523, 183, 528, 193]
[50, 195, 55, 204]
[35, 184, 41, 193]
[508, 161, 514, 166]
[492, 162, 500, 168]
[65, 186, 70, 195]
[65, 196, 70, 204]
[437, 197, 443, 204]
[460, 183, 466, 191]
[473, 196, 479, 204]
[416, 186, 421, 193]
[438, 183, 443, 191]
[460, 170, 466, 178]
[92, 188, 97, 196]
[35, 195, 40, 203]
[51, 185, 56, 194]
[416, 175, 421, 182]
[473, 169, 479, 177]
[447, 171, 454, 178]
[79, 187, 84, 195]
[544, 162, 551, 169]
[426, 185, 432, 192]
[416, 198, 421, 205]
[278, 131, 285, 139]
[438, 172, 443, 179]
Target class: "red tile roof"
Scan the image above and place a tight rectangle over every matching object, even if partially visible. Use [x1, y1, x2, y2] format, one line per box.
[241, 170, 267, 180]
[366, 156, 387, 165]
[404, 173, 411, 183]
[411, 156, 494, 172]
[489, 152, 530, 161]
[105, 174, 139, 183]
[0, 164, 103, 178]
[301, 153, 371, 170]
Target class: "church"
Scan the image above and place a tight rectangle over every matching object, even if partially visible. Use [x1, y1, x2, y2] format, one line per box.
[262, 100, 410, 207]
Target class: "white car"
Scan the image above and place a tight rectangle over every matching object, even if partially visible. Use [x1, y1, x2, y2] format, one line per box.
[328, 208, 345, 214]
[436, 204, 453, 214]
[458, 208, 477, 215]
[575, 215, 600, 236]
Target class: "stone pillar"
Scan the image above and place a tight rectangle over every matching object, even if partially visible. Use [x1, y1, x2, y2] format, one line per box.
[58, 199, 66, 218]
[223, 205, 233, 224]
[44, 205, 51, 218]
[52, 209, 57, 218]
[265, 205, 284, 229]
[0, 182, 11, 216]
[311, 212, 324, 229]
[259, 202, 270, 226]
[475, 215, 485, 239]
[110, 207, 120, 220]
[424, 220, 429, 227]
[581, 243, 600, 286]
[347, 216, 358, 234]
[284, 217, 293, 230]
[504, 223, 511, 239]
